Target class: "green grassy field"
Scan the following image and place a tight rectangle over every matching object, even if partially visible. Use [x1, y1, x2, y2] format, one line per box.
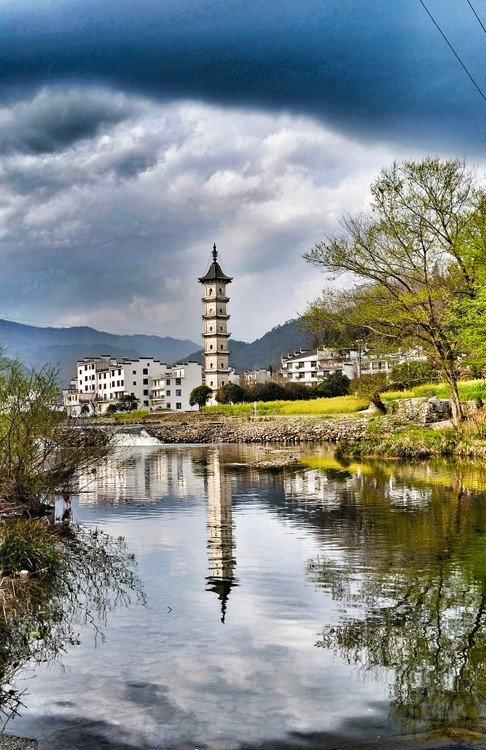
[204, 395, 368, 417]
[202, 379, 486, 417]
[383, 380, 486, 402]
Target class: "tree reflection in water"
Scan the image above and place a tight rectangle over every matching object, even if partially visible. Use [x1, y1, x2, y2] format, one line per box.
[307, 460, 486, 739]
[0, 525, 144, 727]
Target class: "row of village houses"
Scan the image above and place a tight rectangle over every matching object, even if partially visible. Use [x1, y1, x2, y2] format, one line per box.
[63, 346, 425, 416]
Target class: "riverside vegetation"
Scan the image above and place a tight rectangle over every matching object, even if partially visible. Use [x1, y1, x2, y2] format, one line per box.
[193, 379, 486, 459]
[0, 358, 138, 726]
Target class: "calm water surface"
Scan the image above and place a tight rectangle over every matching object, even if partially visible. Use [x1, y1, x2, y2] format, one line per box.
[7, 442, 486, 749]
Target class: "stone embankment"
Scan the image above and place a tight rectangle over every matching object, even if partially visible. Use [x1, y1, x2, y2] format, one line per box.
[143, 416, 367, 444]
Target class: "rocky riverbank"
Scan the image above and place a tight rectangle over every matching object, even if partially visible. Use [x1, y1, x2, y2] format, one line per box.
[93, 397, 486, 458]
[142, 415, 368, 444]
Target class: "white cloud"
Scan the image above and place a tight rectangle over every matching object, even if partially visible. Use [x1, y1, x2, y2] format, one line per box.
[0, 85, 477, 342]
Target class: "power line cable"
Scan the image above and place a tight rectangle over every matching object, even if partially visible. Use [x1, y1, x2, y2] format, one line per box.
[418, 0, 486, 104]
[464, 0, 486, 35]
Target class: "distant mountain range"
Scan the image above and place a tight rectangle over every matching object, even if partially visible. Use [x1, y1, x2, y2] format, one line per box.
[0, 318, 310, 385]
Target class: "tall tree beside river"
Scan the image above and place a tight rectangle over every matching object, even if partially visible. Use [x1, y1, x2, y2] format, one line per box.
[303, 158, 486, 425]
[0, 358, 111, 516]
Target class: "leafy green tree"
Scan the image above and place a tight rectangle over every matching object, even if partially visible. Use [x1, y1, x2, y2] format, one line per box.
[250, 381, 287, 402]
[310, 372, 350, 398]
[304, 158, 486, 425]
[189, 385, 212, 409]
[216, 383, 248, 404]
[0, 359, 111, 515]
[350, 372, 388, 412]
[282, 382, 310, 401]
[390, 360, 439, 390]
[299, 289, 368, 349]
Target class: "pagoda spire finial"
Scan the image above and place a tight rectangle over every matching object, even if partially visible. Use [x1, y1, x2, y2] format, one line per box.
[212, 243, 217, 263]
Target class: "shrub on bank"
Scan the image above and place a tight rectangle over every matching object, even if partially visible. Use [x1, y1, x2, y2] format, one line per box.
[0, 358, 112, 515]
[0, 519, 61, 575]
[335, 418, 462, 460]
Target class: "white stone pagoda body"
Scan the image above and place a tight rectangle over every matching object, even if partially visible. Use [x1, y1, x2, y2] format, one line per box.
[198, 245, 232, 402]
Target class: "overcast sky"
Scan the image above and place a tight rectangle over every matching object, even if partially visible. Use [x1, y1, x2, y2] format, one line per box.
[0, 0, 485, 343]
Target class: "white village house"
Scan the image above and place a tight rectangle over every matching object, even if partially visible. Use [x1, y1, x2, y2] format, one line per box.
[281, 347, 427, 384]
[63, 355, 202, 416]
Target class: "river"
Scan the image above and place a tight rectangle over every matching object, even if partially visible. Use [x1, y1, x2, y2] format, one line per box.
[6, 440, 486, 749]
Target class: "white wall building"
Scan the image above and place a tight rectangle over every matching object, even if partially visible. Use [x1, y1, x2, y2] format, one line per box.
[150, 361, 203, 412]
[281, 347, 427, 384]
[64, 355, 203, 415]
[281, 349, 327, 384]
[76, 355, 163, 410]
[240, 369, 272, 387]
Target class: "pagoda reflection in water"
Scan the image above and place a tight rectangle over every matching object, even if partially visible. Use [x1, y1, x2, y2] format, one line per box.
[205, 448, 237, 623]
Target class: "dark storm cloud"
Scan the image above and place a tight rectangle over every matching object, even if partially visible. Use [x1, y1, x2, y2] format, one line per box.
[0, 0, 484, 151]
[0, 87, 139, 155]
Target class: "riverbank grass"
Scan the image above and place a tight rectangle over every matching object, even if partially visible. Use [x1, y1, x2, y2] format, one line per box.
[203, 394, 369, 416]
[202, 379, 486, 419]
[102, 409, 150, 421]
[0, 520, 62, 577]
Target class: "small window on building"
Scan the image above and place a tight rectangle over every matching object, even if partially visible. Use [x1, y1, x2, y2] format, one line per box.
[175, 389, 181, 396]
[166, 379, 171, 386]
[143, 368, 148, 375]
[209, 288, 212, 295]
[133, 370, 136, 374]
[133, 381, 136, 386]
[143, 389, 148, 396]
[175, 378, 181, 385]
[143, 378, 148, 385]
[144, 401, 149, 406]
[166, 403, 171, 409]
[176, 403, 182, 410]
[166, 390, 171, 396]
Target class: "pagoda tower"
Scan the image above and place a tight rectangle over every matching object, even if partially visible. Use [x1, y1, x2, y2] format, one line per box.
[198, 244, 232, 400]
